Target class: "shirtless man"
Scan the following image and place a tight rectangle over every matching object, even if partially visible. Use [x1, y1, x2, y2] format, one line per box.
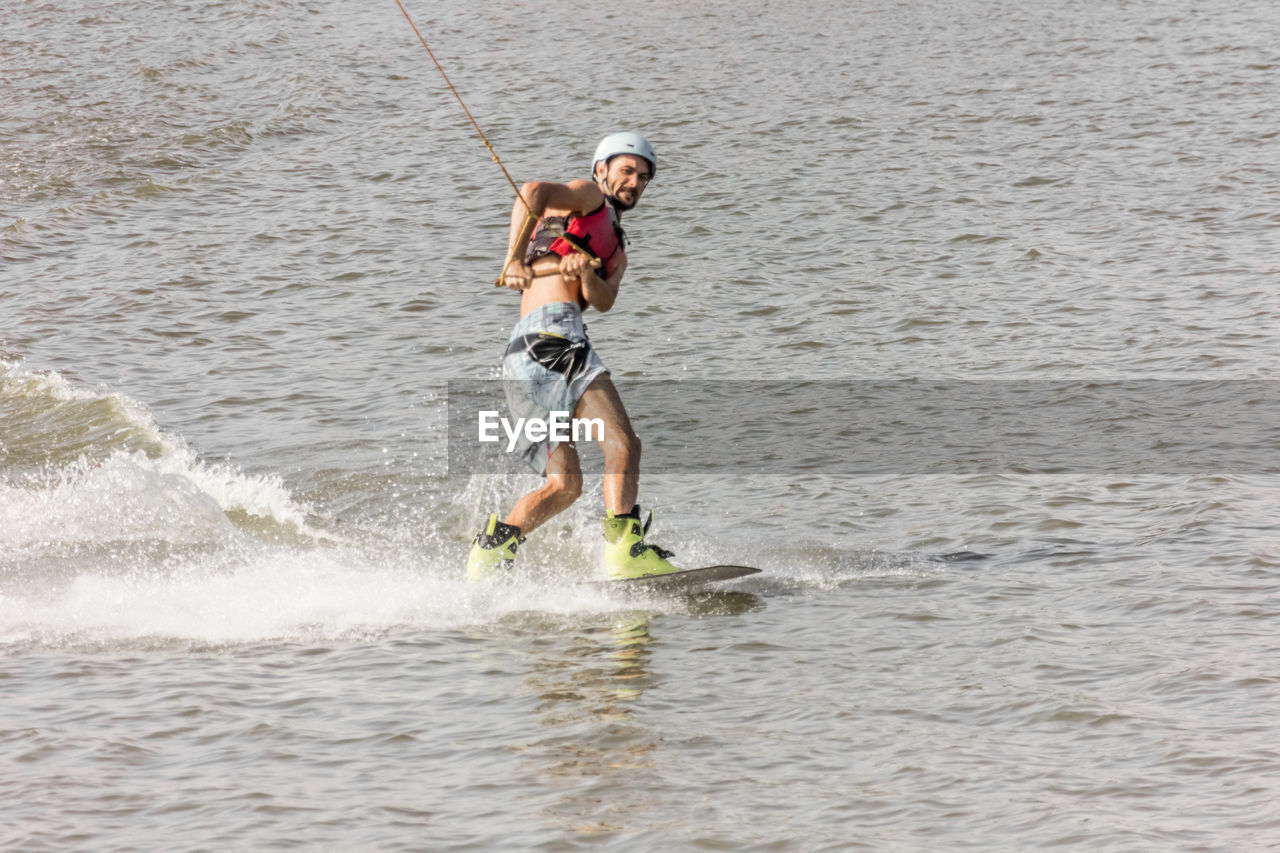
[465, 132, 680, 581]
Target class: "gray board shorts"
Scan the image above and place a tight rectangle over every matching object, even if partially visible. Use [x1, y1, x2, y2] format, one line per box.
[501, 301, 607, 475]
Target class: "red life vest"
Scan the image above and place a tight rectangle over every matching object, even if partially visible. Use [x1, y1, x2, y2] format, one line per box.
[525, 203, 627, 278]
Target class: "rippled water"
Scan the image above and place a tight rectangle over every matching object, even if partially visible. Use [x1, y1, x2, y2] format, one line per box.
[4, 0, 1280, 849]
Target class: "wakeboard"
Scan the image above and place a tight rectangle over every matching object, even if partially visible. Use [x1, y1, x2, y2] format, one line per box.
[598, 564, 760, 593]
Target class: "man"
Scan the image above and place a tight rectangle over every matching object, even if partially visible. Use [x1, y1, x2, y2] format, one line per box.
[466, 132, 680, 582]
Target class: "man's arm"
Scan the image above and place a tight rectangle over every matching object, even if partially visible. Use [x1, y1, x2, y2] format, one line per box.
[500, 179, 605, 290]
[567, 251, 624, 313]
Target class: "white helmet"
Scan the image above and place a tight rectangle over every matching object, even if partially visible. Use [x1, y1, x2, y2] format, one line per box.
[591, 132, 657, 179]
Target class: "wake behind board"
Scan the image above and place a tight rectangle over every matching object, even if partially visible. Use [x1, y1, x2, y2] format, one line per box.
[599, 565, 760, 593]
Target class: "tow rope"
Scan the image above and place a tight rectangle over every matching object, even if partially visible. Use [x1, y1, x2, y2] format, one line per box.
[392, 1, 556, 285]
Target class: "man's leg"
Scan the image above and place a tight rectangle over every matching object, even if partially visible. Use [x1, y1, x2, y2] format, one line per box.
[505, 443, 583, 533]
[573, 374, 641, 515]
[466, 444, 582, 581]
[573, 374, 678, 578]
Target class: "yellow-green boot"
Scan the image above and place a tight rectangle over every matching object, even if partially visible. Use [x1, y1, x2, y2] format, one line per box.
[465, 514, 522, 581]
[602, 505, 680, 579]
